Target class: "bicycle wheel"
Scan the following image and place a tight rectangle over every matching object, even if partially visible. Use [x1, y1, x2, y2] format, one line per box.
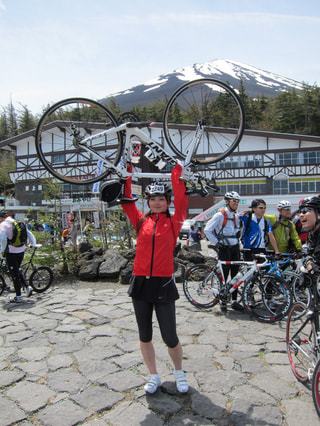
[163, 78, 245, 165]
[183, 264, 220, 308]
[286, 302, 318, 383]
[242, 273, 292, 323]
[0, 275, 5, 296]
[29, 266, 54, 293]
[312, 357, 320, 417]
[283, 270, 312, 309]
[35, 98, 123, 184]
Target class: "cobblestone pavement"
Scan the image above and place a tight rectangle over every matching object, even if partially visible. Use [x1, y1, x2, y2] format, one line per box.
[0, 278, 319, 426]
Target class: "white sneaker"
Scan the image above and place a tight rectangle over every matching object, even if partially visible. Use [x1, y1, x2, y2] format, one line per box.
[144, 374, 161, 394]
[173, 369, 188, 393]
[26, 286, 33, 297]
[9, 296, 23, 303]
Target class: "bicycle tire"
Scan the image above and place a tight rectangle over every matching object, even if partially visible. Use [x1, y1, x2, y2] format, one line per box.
[282, 270, 312, 309]
[183, 264, 220, 308]
[286, 301, 318, 383]
[163, 78, 245, 165]
[312, 357, 320, 417]
[29, 266, 54, 293]
[0, 274, 5, 296]
[242, 273, 292, 323]
[35, 98, 123, 184]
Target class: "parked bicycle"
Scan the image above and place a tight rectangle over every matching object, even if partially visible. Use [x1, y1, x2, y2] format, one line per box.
[286, 261, 320, 417]
[183, 246, 292, 323]
[261, 251, 312, 309]
[0, 245, 54, 296]
[34, 79, 245, 201]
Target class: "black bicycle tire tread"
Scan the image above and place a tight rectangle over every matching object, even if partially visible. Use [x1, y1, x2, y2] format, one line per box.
[29, 266, 54, 293]
[242, 273, 292, 323]
[35, 97, 122, 185]
[0, 275, 5, 296]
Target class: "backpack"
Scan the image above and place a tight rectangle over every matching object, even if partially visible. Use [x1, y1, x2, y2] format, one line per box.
[272, 216, 293, 234]
[9, 221, 28, 247]
[215, 208, 239, 240]
[221, 208, 237, 229]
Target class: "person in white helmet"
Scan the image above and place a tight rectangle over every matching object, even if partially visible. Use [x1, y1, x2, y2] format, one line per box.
[204, 191, 243, 312]
[264, 200, 302, 253]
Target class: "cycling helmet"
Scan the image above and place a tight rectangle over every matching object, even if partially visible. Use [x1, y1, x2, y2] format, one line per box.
[299, 196, 320, 211]
[224, 191, 240, 201]
[277, 200, 291, 209]
[145, 182, 172, 198]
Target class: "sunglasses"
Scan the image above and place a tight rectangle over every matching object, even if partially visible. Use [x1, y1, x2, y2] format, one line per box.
[300, 208, 312, 214]
[256, 206, 266, 209]
[230, 199, 240, 203]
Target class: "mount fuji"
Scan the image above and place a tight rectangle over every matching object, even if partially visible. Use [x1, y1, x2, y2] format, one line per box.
[99, 59, 305, 111]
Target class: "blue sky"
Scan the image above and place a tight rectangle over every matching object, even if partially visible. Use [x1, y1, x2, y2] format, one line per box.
[0, 0, 319, 115]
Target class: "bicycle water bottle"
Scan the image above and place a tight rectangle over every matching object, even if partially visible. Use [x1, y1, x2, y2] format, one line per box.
[229, 270, 243, 286]
[131, 140, 141, 164]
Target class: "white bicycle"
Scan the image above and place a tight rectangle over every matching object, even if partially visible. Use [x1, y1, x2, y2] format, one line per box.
[35, 78, 245, 203]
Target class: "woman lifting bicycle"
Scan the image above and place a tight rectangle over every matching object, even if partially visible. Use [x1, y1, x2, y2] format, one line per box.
[121, 163, 189, 395]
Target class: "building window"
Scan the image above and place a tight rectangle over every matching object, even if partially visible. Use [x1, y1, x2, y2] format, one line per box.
[52, 153, 65, 163]
[25, 185, 29, 191]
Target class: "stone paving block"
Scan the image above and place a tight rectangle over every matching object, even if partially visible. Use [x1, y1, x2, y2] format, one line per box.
[70, 385, 124, 411]
[46, 368, 88, 393]
[17, 346, 52, 362]
[5, 381, 56, 412]
[0, 369, 25, 387]
[78, 359, 120, 381]
[47, 354, 73, 371]
[191, 391, 228, 420]
[103, 400, 163, 426]
[229, 399, 283, 425]
[36, 398, 91, 426]
[98, 369, 145, 391]
[0, 396, 27, 425]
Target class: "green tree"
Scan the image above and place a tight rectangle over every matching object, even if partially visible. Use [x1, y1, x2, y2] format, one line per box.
[0, 109, 9, 141]
[18, 105, 36, 133]
[0, 150, 15, 195]
[6, 101, 18, 137]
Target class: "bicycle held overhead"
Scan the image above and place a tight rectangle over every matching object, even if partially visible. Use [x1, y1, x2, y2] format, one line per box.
[35, 79, 245, 203]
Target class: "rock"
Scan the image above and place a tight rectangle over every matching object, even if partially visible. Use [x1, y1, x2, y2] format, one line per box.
[99, 251, 128, 280]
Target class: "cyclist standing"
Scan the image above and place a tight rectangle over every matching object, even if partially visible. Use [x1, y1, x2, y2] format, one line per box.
[264, 200, 302, 253]
[299, 197, 320, 273]
[121, 163, 189, 395]
[0, 211, 36, 303]
[204, 192, 243, 312]
[240, 199, 280, 260]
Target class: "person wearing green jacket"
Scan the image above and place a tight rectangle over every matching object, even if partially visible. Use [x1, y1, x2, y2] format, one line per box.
[265, 200, 302, 253]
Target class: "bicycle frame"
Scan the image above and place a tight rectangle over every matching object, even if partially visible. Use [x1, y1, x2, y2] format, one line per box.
[217, 259, 258, 296]
[74, 120, 217, 195]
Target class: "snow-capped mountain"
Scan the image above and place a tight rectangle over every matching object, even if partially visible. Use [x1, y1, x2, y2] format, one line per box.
[99, 59, 305, 111]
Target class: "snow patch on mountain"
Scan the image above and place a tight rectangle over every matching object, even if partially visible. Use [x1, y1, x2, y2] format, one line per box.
[101, 59, 305, 110]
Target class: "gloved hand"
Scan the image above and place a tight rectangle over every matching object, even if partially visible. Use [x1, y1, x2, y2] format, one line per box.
[305, 259, 320, 275]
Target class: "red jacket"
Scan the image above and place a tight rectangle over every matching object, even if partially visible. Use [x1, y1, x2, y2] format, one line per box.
[122, 164, 188, 277]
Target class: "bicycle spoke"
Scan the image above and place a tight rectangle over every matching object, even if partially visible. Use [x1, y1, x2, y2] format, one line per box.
[35, 98, 122, 184]
[163, 79, 245, 164]
[183, 264, 219, 308]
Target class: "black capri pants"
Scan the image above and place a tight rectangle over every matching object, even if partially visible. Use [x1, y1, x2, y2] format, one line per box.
[132, 298, 179, 348]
